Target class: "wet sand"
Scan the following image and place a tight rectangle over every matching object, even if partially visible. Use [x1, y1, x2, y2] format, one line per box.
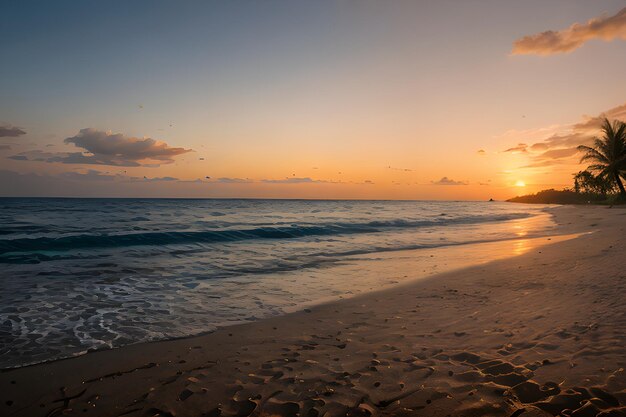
[2, 205, 625, 417]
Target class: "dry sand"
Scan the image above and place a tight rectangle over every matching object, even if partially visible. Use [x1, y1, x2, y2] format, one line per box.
[1, 205, 625, 417]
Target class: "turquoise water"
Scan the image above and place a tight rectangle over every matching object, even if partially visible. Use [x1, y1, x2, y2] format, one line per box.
[0, 198, 553, 368]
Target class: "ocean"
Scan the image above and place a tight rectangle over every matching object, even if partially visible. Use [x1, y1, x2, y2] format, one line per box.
[0, 198, 555, 368]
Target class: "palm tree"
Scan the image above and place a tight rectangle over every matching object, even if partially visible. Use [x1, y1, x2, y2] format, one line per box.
[577, 118, 626, 197]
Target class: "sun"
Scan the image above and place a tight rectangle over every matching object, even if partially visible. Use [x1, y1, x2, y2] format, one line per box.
[515, 180, 526, 187]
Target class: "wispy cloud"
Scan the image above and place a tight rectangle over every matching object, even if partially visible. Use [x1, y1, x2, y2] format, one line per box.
[0, 124, 26, 138]
[59, 170, 117, 182]
[502, 102, 626, 169]
[57, 170, 181, 183]
[431, 177, 468, 186]
[261, 177, 331, 184]
[503, 143, 528, 153]
[133, 176, 180, 182]
[0, 170, 188, 197]
[512, 7, 626, 55]
[386, 166, 413, 172]
[214, 177, 252, 183]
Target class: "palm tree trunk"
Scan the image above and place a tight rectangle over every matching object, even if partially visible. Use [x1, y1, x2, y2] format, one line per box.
[615, 172, 626, 196]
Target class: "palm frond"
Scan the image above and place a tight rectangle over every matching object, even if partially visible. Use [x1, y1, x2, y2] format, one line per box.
[578, 145, 608, 164]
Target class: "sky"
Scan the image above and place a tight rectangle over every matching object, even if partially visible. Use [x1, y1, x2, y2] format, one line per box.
[1, 0, 625, 200]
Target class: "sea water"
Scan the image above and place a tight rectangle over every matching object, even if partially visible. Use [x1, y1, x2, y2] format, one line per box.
[0, 198, 555, 368]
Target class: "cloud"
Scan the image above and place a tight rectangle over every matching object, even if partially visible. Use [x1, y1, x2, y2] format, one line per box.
[8, 150, 112, 165]
[0, 124, 26, 138]
[507, 102, 626, 169]
[530, 105, 626, 158]
[114, 174, 181, 182]
[60, 169, 116, 182]
[503, 143, 528, 153]
[8, 155, 28, 160]
[146, 176, 178, 182]
[431, 177, 468, 186]
[540, 147, 579, 160]
[214, 177, 252, 183]
[512, 7, 626, 55]
[8, 128, 192, 167]
[573, 102, 626, 130]
[477, 149, 486, 155]
[60, 128, 191, 166]
[257, 177, 373, 185]
[0, 169, 190, 197]
[387, 166, 413, 172]
[261, 177, 327, 184]
[57, 170, 181, 183]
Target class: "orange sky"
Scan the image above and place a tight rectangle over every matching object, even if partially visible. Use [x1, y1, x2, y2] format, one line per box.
[1, 2, 625, 199]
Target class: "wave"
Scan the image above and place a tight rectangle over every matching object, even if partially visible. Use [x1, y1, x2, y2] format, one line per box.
[0, 212, 531, 258]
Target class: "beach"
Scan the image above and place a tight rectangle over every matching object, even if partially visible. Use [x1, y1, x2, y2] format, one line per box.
[4, 1, 626, 416]
[2, 205, 625, 417]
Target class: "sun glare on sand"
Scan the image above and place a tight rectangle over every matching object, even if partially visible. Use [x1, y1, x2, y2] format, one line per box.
[515, 180, 526, 187]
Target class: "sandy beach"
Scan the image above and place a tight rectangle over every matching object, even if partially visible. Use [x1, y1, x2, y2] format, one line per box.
[2, 205, 625, 417]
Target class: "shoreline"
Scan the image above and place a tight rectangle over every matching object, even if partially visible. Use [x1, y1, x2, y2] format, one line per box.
[2, 209, 559, 371]
[1, 232, 581, 373]
[2, 205, 625, 416]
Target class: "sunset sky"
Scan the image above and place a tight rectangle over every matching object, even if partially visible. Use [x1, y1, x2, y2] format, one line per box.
[1, 1, 625, 200]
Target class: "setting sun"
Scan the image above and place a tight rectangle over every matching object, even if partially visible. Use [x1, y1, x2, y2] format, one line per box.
[515, 180, 526, 187]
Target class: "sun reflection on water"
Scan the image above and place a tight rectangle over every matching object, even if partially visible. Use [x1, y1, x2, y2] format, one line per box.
[512, 239, 530, 256]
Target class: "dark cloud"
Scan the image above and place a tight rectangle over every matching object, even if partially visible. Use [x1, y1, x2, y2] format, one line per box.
[477, 149, 486, 155]
[7, 150, 129, 165]
[512, 7, 626, 55]
[61, 128, 191, 166]
[0, 145, 11, 150]
[8, 128, 192, 167]
[8, 155, 28, 161]
[431, 177, 468, 186]
[0, 124, 26, 138]
[67, 153, 141, 166]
